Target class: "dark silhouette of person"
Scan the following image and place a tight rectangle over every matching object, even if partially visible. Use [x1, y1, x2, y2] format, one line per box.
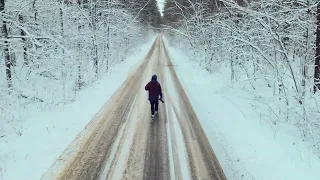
[145, 75, 163, 118]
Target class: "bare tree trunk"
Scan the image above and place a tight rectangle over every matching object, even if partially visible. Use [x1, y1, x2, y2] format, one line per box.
[59, 0, 68, 99]
[78, 25, 82, 90]
[1, 0, 12, 89]
[77, 0, 83, 90]
[314, 3, 320, 93]
[230, 18, 235, 82]
[91, 0, 98, 76]
[33, 0, 37, 21]
[302, 28, 309, 97]
[60, 4, 64, 54]
[105, 0, 111, 71]
[19, 14, 28, 66]
[32, 0, 40, 66]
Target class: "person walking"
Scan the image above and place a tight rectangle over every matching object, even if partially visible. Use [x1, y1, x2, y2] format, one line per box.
[145, 75, 163, 119]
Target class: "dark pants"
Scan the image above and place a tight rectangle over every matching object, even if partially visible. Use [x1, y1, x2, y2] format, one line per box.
[150, 101, 159, 115]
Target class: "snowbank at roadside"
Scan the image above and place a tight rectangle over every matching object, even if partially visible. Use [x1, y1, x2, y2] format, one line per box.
[164, 37, 320, 180]
[0, 36, 157, 180]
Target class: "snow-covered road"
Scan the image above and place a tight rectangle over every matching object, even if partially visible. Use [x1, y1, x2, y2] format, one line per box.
[41, 35, 226, 180]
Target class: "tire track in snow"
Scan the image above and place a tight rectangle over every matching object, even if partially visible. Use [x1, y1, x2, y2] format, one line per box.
[142, 36, 170, 180]
[98, 90, 139, 180]
[162, 40, 227, 180]
[104, 39, 161, 180]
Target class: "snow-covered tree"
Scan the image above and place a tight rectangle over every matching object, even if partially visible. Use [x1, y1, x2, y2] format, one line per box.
[0, 0, 148, 136]
[120, 0, 162, 29]
[315, 2, 320, 92]
[164, 0, 320, 157]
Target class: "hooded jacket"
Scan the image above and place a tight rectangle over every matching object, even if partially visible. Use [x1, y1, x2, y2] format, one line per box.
[145, 75, 162, 102]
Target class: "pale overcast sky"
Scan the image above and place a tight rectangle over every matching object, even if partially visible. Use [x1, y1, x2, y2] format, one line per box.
[156, 0, 165, 15]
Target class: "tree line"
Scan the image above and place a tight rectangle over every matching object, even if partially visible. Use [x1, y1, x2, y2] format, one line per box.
[163, 0, 320, 157]
[0, 0, 161, 136]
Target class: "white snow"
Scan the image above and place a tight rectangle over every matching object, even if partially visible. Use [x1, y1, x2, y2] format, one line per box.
[99, 91, 140, 180]
[164, 37, 320, 180]
[109, 91, 139, 180]
[0, 36, 157, 180]
[164, 96, 176, 180]
[169, 106, 191, 180]
[163, 66, 191, 180]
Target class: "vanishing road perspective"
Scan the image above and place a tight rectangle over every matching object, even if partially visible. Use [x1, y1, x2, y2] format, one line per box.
[42, 35, 226, 180]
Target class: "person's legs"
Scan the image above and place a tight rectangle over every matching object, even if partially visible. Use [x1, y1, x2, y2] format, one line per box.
[155, 101, 159, 113]
[150, 101, 155, 115]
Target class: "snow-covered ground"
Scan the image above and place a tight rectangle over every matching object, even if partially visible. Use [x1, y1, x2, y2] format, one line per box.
[164, 38, 320, 180]
[0, 36, 156, 180]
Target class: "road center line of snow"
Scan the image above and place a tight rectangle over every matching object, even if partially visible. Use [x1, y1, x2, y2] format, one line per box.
[164, 93, 176, 180]
[170, 106, 191, 180]
[164, 65, 191, 180]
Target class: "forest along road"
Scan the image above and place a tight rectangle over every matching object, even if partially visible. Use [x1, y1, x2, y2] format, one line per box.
[42, 35, 226, 180]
